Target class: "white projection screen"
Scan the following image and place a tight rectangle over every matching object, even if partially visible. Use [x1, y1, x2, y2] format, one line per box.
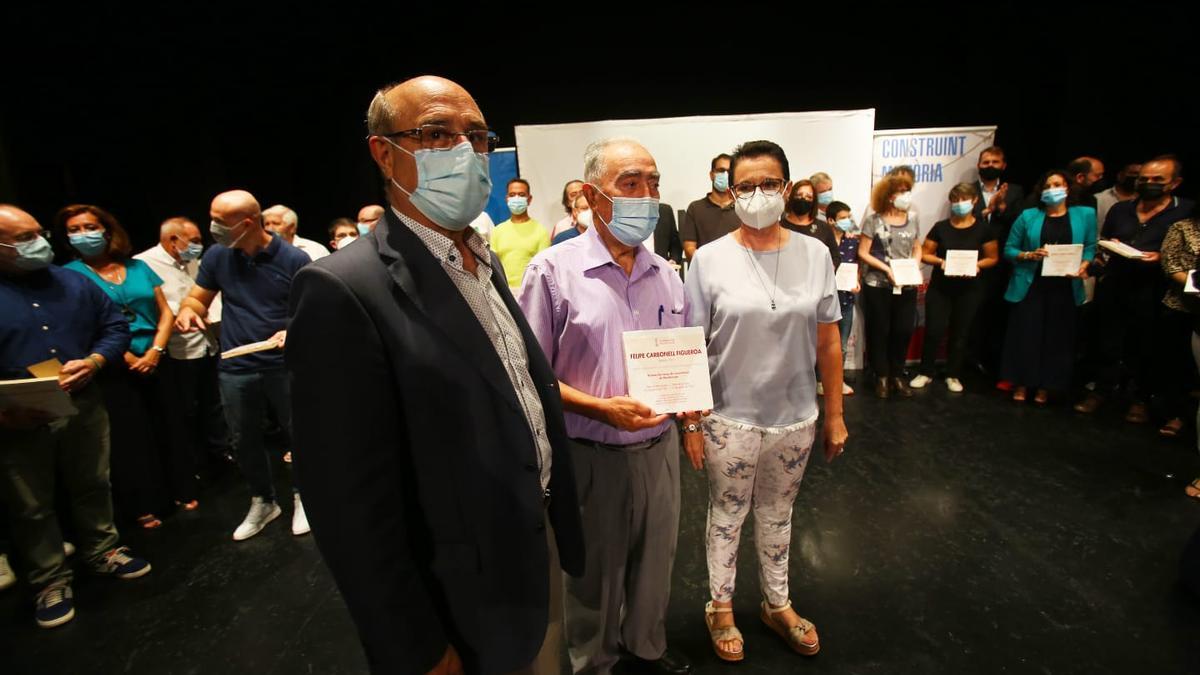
[513, 109, 876, 234]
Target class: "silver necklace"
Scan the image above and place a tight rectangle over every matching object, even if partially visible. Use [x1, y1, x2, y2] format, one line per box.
[741, 227, 782, 311]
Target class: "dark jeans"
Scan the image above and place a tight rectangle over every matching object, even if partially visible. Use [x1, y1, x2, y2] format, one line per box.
[161, 354, 230, 473]
[0, 384, 120, 587]
[861, 284, 917, 379]
[920, 280, 983, 379]
[218, 368, 293, 502]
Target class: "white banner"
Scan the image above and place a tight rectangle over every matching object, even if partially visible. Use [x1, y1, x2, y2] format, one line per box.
[514, 109, 877, 237]
[870, 126, 997, 237]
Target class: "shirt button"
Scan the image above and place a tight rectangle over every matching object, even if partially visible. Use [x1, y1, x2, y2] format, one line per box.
[32, 303, 40, 308]
[42, 325, 49, 331]
[50, 349, 57, 354]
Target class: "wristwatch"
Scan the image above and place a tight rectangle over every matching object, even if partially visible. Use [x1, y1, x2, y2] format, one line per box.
[683, 422, 700, 434]
[152, 346, 166, 354]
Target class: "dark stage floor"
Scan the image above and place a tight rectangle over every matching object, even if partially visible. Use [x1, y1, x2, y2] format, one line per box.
[4, 375, 1200, 674]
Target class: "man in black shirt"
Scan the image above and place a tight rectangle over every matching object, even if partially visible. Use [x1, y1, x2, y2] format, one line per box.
[970, 146, 1026, 375]
[1068, 156, 1106, 210]
[1076, 155, 1193, 420]
[680, 153, 739, 260]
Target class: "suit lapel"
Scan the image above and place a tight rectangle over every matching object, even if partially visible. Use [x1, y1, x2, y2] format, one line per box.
[1028, 210, 1045, 248]
[375, 209, 522, 413]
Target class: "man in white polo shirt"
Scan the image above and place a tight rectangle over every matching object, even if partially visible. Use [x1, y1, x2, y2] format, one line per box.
[264, 204, 329, 261]
[135, 217, 230, 485]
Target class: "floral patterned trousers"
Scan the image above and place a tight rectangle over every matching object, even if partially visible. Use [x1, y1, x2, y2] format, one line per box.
[703, 413, 815, 606]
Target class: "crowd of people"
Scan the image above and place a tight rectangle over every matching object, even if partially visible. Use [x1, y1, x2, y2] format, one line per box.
[1, 73, 1196, 675]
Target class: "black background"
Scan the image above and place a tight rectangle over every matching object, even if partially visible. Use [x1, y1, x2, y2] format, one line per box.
[4, 9, 1198, 250]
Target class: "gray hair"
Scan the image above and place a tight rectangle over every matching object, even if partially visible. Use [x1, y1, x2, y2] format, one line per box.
[366, 86, 399, 136]
[158, 216, 192, 237]
[583, 136, 642, 186]
[263, 204, 298, 228]
[810, 171, 832, 187]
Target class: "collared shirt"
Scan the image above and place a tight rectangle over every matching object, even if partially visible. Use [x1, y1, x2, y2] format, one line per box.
[1099, 195, 1195, 261]
[979, 180, 1000, 208]
[1095, 186, 1134, 234]
[135, 244, 220, 360]
[0, 266, 131, 380]
[392, 208, 552, 490]
[292, 236, 330, 261]
[680, 193, 740, 248]
[518, 226, 687, 445]
[195, 233, 310, 373]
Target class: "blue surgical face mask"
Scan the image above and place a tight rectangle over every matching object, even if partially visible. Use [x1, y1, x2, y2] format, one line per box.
[817, 191, 834, 206]
[712, 171, 729, 193]
[383, 138, 491, 231]
[179, 242, 204, 262]
[950, 200, 974, 217]
[1041, 187, 1068, 206]
[2, 235, 55, 271]
[356, 223, 372, 236]
[507, 196, 528, 216]
[68, 231, 107, 257]
[210, 219, 247, 248]
[835, 217, 854, 232]
[592, 187, 659, 247]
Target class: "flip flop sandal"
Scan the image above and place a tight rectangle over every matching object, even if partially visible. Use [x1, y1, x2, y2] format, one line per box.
[1159, 420, 1184, 438]
[704, 601, 744, 662]
[761, 600, 819, 656]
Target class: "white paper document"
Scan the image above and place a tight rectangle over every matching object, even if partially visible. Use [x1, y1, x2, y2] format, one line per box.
[0, 376, 78, 418]
[221, 339, 279, 360]
[835, 262, 859, 292]
[1041, 244, 1083, 277]
[889, 258, 923, 287]
[944, 250, 979, 277]
[1185, 271, 1199, 295]
[1098, 239, 1146, 259]
[622, 326, 714, 415]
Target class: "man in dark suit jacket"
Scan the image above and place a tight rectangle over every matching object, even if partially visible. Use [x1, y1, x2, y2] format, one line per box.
[970, 145, 1027, 374]
[287, 75, 583, 675]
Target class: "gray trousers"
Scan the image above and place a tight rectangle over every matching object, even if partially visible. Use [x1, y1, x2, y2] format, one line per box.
[0, 384, 120, 588]
[564, 426, 680, 675]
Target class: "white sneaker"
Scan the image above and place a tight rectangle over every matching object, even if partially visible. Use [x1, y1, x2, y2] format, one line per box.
[945, 378, 964, 393]
[63, 541, 75, 557]
[233, 497, 281, 541]
[291, 494, 310, 536]
[0, 554, 15, 591]
[909, 374, 932, 389]
[816, 382, 825, 396]
[842, 382, 854, 396]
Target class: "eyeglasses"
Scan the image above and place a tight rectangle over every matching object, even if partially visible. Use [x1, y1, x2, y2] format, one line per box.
[382, 124, 500, 153]
[0, 230, 50, 247]
[733, 179, 786, 198]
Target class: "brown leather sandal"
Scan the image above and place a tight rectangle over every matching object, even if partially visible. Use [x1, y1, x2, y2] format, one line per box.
[761, 600, 819, 656]
[704, 601, 744, 662]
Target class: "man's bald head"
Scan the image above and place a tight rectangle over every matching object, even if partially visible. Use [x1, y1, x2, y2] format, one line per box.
[367, 76, 483, 136]
[0, 204, 38, 231]
[0, 205, 47, 275]
[211, 190, 261, 223]
[357, 204, 384, 229]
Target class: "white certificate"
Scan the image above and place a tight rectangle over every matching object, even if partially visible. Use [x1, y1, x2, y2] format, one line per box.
[1041, 243, 1083, 277]
[0, 376, 78, 418]
[622, 326, 714, 415]
[944, 250, 979, 277]
[1185, 270, 1199, 295]
[1098, 239, 1146, 259]
[835, 262, 859, 292]
[889, 258, 923, 286]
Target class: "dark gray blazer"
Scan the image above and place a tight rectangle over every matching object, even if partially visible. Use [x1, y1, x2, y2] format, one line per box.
[287, 207, 584, 675]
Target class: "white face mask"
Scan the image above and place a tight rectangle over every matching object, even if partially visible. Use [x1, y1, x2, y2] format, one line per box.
[893, 192, 913, 212]
[575, 208, 593, 229]
[337, 235, 358, 249]
[733, 187, 786, 230]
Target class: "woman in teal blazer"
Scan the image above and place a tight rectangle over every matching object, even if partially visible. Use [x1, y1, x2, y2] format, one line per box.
[1000, 169, 1097, 404]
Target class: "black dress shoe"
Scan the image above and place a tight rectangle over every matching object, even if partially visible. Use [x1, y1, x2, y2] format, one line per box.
[875, 377, 890, 398]
[624, 648, 692, 674]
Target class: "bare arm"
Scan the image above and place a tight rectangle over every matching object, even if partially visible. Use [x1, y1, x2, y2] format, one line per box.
[816, 322, 847, 462]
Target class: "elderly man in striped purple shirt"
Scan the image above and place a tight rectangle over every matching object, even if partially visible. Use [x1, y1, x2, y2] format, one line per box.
[518, 137, 700, 675]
